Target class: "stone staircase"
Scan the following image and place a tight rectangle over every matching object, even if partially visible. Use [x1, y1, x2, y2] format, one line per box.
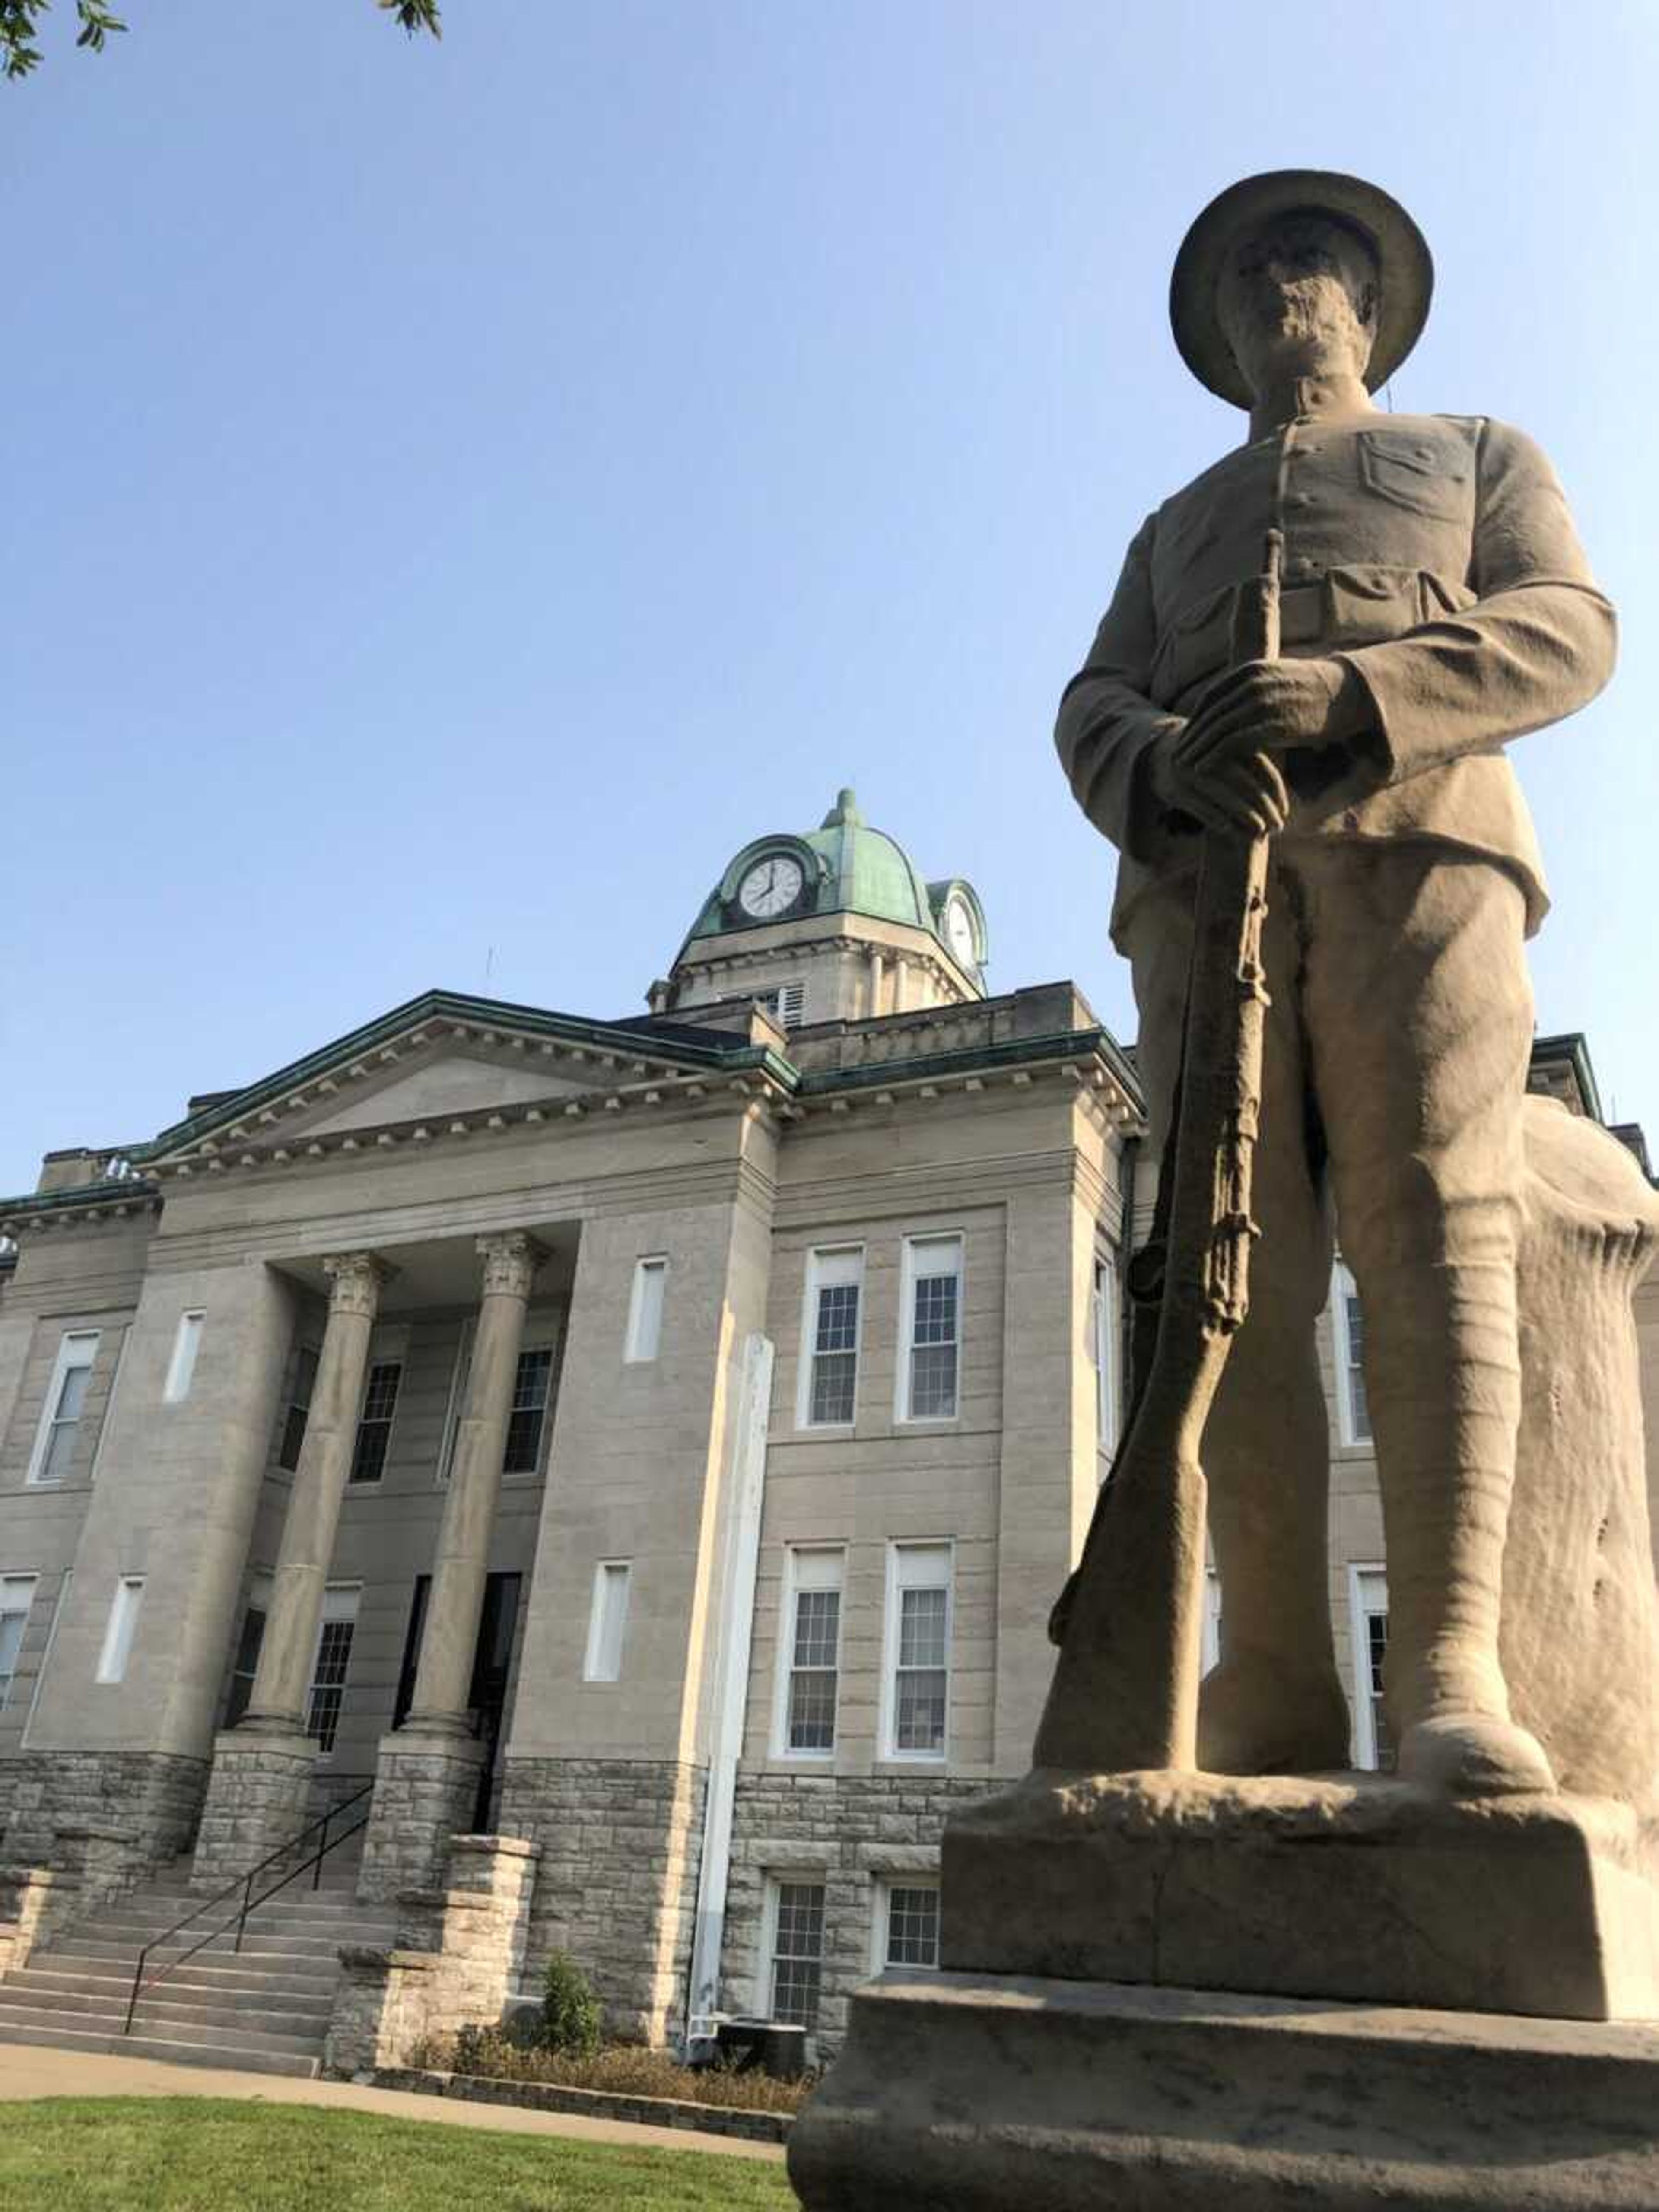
[0, 1853, 394, 2078]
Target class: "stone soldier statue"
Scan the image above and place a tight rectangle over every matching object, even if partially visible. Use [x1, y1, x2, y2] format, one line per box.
[1055, 170, 1616, 1800]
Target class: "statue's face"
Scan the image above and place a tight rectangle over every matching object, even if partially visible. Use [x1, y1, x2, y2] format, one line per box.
[1215, 213, 1380, 395]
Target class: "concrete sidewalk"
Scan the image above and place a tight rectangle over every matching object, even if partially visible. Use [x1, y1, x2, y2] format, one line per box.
[0, 2040, 786, 2163]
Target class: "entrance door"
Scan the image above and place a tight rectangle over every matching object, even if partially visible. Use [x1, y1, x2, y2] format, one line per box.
[394, 1571, 523, 1830]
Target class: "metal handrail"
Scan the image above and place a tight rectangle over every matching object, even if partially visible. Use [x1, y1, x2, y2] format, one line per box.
[122, 1777, 375, 2035]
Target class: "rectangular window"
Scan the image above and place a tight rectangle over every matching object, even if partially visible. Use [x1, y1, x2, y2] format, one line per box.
[1332, 1262, 1372, 1446]
[95, 1576, 145, 1685]
[225, 1573, 272, 1728]
[800, 1248, 862, 1428]
[305, 1586, 359, 1755]
[1349, 1567, 1394, 1773]
[163, 1312, 205, 1404]
[583, 1562, 632, 1682]
[1201, 1567, 1223, 1677]
[899, 1236, 963, 1422]
[624, 1258, 668, 1364]
[884, 1541, 952, 1760]
[1091, 1254, 1119, 1455]
[880, 1880, 941, 1971]
[767, 1878, 826, 2029]
[754, 981, 806, 1029]
[349, 1360, 403, 1485]
[776, 1547, 843, 1756]
[278, 1344, 320, 1471]
[0, 1574, 39, 1711]
[503, 1345, 555, 1474]
[28, 1331, 101, 1485]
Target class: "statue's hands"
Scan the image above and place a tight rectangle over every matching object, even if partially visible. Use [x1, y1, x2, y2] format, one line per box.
[1179, 656, 1371, 766]
[1147, 724, 1289, 838]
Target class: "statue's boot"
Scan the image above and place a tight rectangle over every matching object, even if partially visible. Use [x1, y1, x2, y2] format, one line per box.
[1369, 1258, 1555, 1801]
[1199, 1317, 1351, 1777]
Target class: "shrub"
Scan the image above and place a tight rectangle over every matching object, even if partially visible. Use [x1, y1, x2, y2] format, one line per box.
[407, 2027, 813, 2115]
[540, 1950, 602, 2059]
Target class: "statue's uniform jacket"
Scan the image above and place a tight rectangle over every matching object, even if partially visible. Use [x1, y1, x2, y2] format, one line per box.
[1055, 410, 1616, 949]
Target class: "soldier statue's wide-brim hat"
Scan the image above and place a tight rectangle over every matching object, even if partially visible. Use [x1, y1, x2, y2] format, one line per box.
[1170, 169, 1434, 409]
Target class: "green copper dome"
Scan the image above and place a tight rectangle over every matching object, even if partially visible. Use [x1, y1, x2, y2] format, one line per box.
[677, 789, 987, 973]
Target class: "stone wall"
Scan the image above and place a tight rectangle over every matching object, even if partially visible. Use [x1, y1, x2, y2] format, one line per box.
[0, 1750, 207, 1866]
[358, 1733, 486, 1900]
[190, 1733, 316, 1893]
[498, 1755, 706, 2045]
[324, 1834, 537, 2075]
[724, 1770, 995, 2057]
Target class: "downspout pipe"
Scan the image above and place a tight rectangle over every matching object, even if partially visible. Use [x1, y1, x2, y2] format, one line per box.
[683, 1331, 773, 2055]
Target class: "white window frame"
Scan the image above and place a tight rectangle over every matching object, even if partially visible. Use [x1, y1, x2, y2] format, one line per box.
[895, 1234, 964, 1425]
[0, 1573, 39, 1713]
[796, 1246, 864, 1431]
[624, 1257, 668, 1365]
[879, 1539, 953, 1763]
[753, 980, 806, 1028]
[27, 1330, 101, 1486]
[582, 1561, 632, 1683]
[21, 1570, 70, 1744]
[1091, 1252, 1119, 1458]
[349, 1323, 409, 1487]
[761, 1874, 827, 2030]
[1331, 1261, 1373, 1448]
[226, 1571, 273, 1728]
[277, 1338, 321, 1472]
[162, 1311, 206, 1405]
[871, 1875, 941, 1974]
[440, 1315, 559, 1485]
[95, 1575, 145, 1685]
[1348, 1564, 1391, 1771]
[772, 1545, 845, 1761]
[305, 1583, 360, 1759]
[1201, 1567, 1223, 1677]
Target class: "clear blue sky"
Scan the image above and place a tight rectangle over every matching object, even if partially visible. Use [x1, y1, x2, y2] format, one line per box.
[6, 1, 1657, 1190]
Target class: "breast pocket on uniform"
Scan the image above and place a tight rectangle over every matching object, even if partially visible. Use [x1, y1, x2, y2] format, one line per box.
[1357, 430, 1471, 523]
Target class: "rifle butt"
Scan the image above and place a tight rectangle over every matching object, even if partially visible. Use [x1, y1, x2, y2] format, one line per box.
[1031, 1446, 1208, 1772]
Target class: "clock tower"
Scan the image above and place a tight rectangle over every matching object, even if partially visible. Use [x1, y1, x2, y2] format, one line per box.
[657, 789, 988, 1030]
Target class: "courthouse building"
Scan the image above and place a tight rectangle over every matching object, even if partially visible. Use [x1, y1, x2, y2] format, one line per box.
[0, 788, 1653, 2058]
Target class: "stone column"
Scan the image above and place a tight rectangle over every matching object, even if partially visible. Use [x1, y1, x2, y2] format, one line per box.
[358, 1231, 540, 1900]
[191, 1250, 390, 1891]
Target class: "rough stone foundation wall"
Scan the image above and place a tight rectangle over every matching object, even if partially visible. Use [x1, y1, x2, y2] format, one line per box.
[0, 1751, 207, 1867]
[191, 1737, 316, 1892]
[498, 1757, 707, 2046]
[724, 1772, 997, 2058]
[358, 1739, 485, 1900]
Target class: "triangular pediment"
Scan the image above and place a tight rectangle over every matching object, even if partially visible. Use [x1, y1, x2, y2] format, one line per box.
[290, 1051, 594, 1137]
[140, 988, 783, 1169]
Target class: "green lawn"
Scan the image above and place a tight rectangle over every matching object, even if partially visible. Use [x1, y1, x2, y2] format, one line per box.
[0, 2098, 796, 2211]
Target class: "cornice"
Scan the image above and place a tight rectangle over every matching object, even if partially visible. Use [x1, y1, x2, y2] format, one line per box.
[0, 1016, 1143, 1234]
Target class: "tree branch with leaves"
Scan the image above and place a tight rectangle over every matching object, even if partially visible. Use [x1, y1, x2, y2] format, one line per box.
[3, 0, 441, 82]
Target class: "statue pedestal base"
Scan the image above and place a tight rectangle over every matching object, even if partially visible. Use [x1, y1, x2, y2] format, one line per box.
[941, 1770, 1659, 2020]
[787, 1971, 1659, 2211]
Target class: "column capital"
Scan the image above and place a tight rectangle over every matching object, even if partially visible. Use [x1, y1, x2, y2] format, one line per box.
[475, 1230, 545, 1300]
[321, 1250, 394, 1318]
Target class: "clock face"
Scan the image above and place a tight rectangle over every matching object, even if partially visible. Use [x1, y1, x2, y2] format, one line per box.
[944, 895, 976, 968]
[737, 853, 805, 920]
